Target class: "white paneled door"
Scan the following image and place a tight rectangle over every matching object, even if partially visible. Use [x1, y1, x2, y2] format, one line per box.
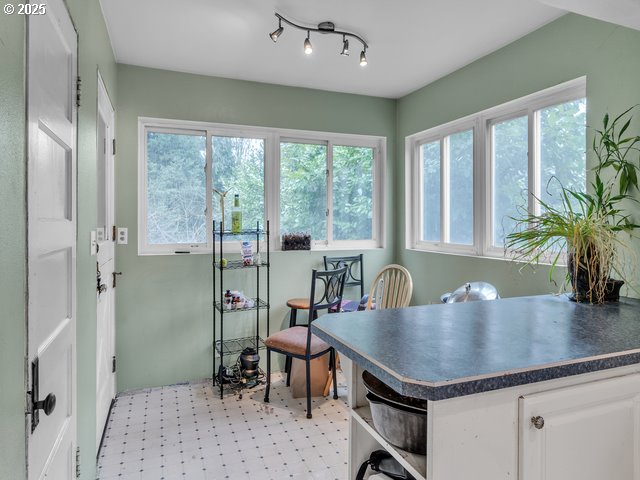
[96, 73, 116, 451]
[27, 0, 78, 478]
[520, 374, 640, 480]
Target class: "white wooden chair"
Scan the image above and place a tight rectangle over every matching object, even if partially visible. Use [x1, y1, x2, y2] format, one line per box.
[366, 264, 413, 310]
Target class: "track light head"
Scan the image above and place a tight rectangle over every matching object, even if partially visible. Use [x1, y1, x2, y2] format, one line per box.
[340, 36, 349, 56]
[359, 49, 367, 66]
[269, 20, 284, 42]
[304, 32, 313, 55]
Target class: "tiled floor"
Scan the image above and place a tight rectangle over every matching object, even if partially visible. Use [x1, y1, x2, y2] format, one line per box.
[97, 373, 349, 480]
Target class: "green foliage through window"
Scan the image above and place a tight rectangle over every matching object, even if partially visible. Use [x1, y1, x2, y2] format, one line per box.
[280, 143, 376, 243]
[146, 131, 206, 244]
[333, 146, 374, 241]
[212, 136, 264, 234]
[280, 142, 327, 241]
[141, 121, 383, 252]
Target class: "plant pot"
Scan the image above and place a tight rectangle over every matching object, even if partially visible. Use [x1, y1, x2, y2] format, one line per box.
[567, 251, 621, 303]
[569, 278, 624, 303]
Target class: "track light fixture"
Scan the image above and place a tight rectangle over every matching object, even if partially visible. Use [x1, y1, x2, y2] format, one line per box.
[359, 48, 367, 66]
[269, 12, 369, 66]
[304, 31, 312, 54]
[340, 36, 349, 56]
[269, 19, 283, 42]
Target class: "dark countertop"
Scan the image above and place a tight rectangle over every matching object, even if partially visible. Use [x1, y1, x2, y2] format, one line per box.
[311, 295, 640, 400]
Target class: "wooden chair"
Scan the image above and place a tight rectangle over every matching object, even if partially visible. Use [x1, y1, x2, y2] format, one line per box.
[366, 264, 413, 310]
[324, 264, 413, 397]
[264, 265, 348, 419]
[323, 254, 364, 312]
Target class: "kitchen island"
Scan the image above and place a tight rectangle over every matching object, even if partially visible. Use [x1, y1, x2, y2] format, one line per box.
[312, 295, 640, 480]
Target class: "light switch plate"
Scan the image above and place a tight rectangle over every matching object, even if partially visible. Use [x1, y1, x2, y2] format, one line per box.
[90, 230, 97, 256]
[117, 227, 128, 245]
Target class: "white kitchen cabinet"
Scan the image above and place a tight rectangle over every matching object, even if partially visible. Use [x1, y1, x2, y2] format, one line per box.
[313, 297, 640, 480]
[519, 373, 640, 480]
[346, 360, 640, 480]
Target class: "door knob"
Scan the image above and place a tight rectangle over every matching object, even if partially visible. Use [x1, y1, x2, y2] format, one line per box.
[34, 393, 56, 416]
[531, 415, 545, 429]
[30, 358, 56, 432]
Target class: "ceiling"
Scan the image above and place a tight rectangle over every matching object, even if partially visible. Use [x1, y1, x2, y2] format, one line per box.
[99, 0, 635, 99]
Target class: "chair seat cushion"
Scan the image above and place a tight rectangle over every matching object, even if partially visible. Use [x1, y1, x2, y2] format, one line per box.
[286, 298, 310, 310]
[265, 326, 330, 356]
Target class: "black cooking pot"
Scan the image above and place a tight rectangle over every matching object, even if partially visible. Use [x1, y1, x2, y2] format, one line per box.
[239, 347, 260, 378]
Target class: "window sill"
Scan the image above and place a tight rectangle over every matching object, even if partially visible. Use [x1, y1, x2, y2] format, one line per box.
[405, 246, 567, 267]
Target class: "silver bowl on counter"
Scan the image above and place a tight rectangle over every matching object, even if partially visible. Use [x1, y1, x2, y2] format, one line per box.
[441, 281, 500, 303]
[362, 371, 427, 454]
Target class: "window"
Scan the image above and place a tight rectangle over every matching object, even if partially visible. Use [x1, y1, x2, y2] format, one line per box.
[280, 142, 327, 242]
[332, 145, 374, 241]
[491, 115, 528, 248]
[138, 118, 385, 254]
[279, 142, 376, 246]
[145, 129, 207, 247]
[407, 77, 586, 257]
[417, 128, 474, 250]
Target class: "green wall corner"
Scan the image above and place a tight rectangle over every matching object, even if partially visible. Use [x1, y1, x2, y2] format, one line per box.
[396, 14, 640, 305]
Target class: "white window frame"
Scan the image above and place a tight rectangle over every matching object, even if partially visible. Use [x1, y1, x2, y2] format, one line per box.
[278, 134, 383, 250]
[139, 125, 209, 255]
[406, 76, 586, 258]
[408, 118, 478, 255]
[138, 117, 386, 255]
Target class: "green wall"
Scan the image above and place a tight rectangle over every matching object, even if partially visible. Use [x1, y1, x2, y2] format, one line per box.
[114, 65, 396, 391]
[3, 9, 640, 479]
[396, 14, 640, 305]
[0, 2, 117, 478]
[0, 12, 27, 480]
[66, 0, 118, 476]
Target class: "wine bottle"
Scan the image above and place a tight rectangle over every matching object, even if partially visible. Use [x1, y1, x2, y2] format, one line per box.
[231, 194, 242, 233]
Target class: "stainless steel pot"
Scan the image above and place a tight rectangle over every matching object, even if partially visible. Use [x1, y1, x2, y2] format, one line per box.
[444, 281, 500, 303]
[363, 371, 427, 454]
[366, 393, 427, 454]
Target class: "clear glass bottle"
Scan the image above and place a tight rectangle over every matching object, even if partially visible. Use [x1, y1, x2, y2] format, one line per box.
[231, 194, 242, 233]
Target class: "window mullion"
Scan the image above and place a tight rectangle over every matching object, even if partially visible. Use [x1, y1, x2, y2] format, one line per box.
[326, 141, 333, 246]
[206, 131, 213, 247]
[529, 110, 540, 216]
[266, 133, 279, 250]
[485, 120, 496, 254]
[413, 142, 424, 247]
[441, 137, 450, 243]
[474, 121, 485, 256]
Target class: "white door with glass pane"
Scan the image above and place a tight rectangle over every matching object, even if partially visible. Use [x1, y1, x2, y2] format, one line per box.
[27, 0, 78, 478]
[96, 73, 116, 450]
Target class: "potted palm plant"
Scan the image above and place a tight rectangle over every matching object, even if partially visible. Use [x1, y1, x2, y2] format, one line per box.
[505, 106, 640, 303]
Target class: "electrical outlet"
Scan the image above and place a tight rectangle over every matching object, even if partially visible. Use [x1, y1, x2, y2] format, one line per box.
[117, 227, 128, 245]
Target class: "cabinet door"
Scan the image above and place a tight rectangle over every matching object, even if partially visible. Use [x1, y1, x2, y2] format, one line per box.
[520, 374, 640, 480]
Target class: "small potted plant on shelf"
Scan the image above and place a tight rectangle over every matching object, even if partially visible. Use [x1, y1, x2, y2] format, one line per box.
[505, 106, 640, 303]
